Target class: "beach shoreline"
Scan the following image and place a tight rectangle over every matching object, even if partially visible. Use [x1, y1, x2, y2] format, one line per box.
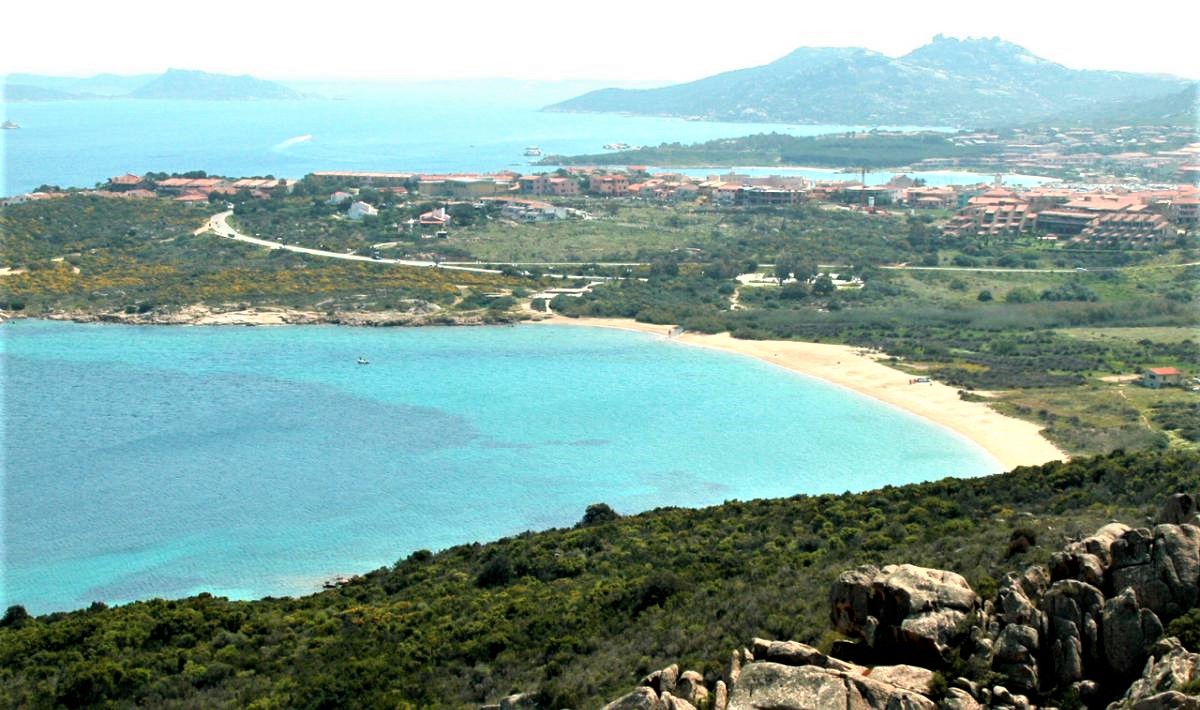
[530, 314, 1066, 471]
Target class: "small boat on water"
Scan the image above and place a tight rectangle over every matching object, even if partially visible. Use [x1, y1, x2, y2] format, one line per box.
[602, 142, 631, 151]
[1, 121, 20, 130]
[356, 357, 369, 365]
[524, 146, 542, 156]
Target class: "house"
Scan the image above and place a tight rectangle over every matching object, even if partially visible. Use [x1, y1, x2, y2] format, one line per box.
[347, 201, 378, 220]
[588, 174, 630, 197]
[519, 174, 581, 197]
[328, 191, 353, 205]
[713, 184, 741, 205]
[419, 207, 451, 226]
[500, 200, 565, 222]
[543, 177, 579, 197]
[1143, 367, 1184, 388]
[107, 173, 144, 189]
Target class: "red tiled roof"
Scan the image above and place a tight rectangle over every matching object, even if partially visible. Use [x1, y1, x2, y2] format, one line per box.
[1148, 367, 1182, 376]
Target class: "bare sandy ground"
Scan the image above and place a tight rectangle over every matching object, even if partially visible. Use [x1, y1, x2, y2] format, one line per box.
[534, 315, 1066, 471]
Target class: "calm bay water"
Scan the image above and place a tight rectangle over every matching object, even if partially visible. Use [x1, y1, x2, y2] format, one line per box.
[1, 82, 1045, 195]
[1, 320, 998, 613]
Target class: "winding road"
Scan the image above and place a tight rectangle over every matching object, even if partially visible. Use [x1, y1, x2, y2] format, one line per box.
[200, 212, 1197, 279]
[198, 211, 617, 281]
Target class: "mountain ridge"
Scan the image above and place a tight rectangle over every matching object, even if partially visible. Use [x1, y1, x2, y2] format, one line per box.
[546, 35, 1192, 127]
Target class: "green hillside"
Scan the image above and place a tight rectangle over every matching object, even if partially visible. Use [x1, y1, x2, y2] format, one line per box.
[2, 450, 1196, 707]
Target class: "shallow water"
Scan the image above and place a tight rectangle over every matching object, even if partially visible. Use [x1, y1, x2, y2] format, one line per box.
[1, 320, 998, 613]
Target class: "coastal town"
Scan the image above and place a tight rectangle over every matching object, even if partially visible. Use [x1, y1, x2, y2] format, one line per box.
[6, 128, 1198, 251]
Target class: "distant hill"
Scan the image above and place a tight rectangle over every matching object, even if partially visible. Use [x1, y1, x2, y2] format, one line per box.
[547, 35, 1191, 128]
[128, 69, 303, 100]
[5, 72, 156, 97]
[4, 84, 91, 101]
[1044, 82, 1199, 129]
[4, 70, 304, 101]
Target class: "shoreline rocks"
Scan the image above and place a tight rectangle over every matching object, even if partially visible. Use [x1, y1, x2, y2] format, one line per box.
[7, 304, 525, 328]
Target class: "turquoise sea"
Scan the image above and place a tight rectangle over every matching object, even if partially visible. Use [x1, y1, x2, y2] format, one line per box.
[1, 320, 999, 613]
[1, 82, 1047, 195]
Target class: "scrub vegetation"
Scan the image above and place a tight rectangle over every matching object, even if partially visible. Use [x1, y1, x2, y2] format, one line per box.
[1, 450, 1196, 708]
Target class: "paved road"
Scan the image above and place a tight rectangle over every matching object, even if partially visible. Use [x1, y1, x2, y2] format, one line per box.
[200, 212, 614, 280]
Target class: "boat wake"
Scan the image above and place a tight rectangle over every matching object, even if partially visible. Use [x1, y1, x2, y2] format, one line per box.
[272, 134, 313, 152]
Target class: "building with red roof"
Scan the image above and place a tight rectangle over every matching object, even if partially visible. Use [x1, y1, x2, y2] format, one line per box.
[1143, 367, 1184, 388]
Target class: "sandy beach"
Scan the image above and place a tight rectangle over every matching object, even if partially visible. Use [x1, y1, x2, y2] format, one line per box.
[535, 314, 1066, 471]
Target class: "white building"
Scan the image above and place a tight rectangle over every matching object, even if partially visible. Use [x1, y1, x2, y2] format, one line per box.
[347, 201, 378, 220]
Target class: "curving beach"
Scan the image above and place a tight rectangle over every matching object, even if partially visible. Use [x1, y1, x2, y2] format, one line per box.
[536, 315, 1066, 471]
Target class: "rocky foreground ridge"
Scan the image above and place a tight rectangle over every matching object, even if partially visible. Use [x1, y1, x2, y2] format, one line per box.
[491, 494, 1200, 709]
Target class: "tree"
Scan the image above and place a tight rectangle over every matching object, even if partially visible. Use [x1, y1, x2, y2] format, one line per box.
[774, 254, 796, 283]
[977, 289, 994, 302]
[812, 274, 836, 296]
[475, 554, 515, 588]
[579, 503, 620, 527]
[0, 604, 31, 628]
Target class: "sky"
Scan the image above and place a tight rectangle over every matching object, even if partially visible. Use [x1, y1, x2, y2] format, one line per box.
[4, 0, 1198, 83]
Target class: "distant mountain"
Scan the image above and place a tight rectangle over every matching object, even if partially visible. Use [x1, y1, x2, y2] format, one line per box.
[4, 84, 91, 101]
[128, 69, 303, 100]
[1044, 82, 1199, 129]
[6, 72, 157, 97]
[4, 69, 304, 101]
[547, 35, 1192, 128]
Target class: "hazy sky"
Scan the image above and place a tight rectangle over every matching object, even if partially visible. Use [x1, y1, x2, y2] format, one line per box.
[5, 0, 1198, 82]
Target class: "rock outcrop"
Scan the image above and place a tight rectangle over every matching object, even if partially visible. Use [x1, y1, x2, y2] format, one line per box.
[726, 661, 936, 710]
[603, 686, 664, 710]
[535, 493, 1200, 710]
[1108, 636, 1200, 709]
[830, 563, 980, 667]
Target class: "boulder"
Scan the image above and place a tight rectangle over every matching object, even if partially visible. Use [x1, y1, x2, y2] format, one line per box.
[1043, 580, 1106, 687]
[830, 564, 979, 666]
[1103, 587, 1165, 678]
[641, 664, 679, 696]
[1051, 523, 1130, 587]
[894, 608, 969, 658]
[830, 565, 882, 644]
[604, 687, 664, 710]
[713, 680, 728, 710]
[996, 571, 1043, 627]
[873, 564, 979, 616]
[1110, 524, 1200, 623]
[1112, 527, 1156, 569]
[864, 664, 934, 695]
[944, 687, 984, 710]
[1107, 636, 1200, 709]
[726, 649, 742, 687]
[992, 623, 1040, 693]
[726, 662, 936, 710]
[659, 693, 696, 710]
[674, 670, 708, 706]
[751, 638, 862, 673]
